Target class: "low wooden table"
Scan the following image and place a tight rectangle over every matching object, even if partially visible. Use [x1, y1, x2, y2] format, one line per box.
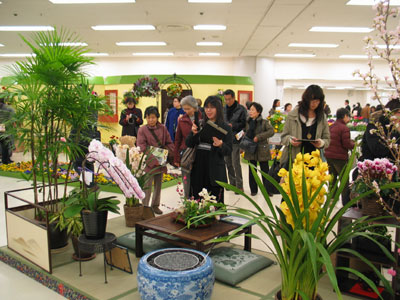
[135, 213, 252, 257]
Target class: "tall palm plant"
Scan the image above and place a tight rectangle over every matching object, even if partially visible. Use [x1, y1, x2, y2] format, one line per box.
[2, 28, 109, 216]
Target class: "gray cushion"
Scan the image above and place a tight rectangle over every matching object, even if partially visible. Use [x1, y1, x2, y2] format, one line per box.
[116, 231, 181, 253]
[210, 247, 274, 286]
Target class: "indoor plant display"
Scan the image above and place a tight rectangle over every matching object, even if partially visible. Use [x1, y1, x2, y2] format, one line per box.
[115, 144, 156, 226]
[199, 149, 400, 300]
[65, 140, 145, 238]
[0, 28, 110, 248]
[166, 83, 183, 98]
[132, 76, 160, 98]
[174, 186, 225, 228]
[268, 111, 286, 133]
[351, 158, 397, 216]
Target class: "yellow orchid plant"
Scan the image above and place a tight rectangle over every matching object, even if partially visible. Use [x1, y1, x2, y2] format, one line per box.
[205, 148, 400, 300]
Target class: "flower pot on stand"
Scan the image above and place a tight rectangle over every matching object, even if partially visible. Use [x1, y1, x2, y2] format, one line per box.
[361, 196, 385, 217]
[71, 235, 96, 261]
[124, 204, 143, 227]
[48, 222, 69, 250]
[81, 210, 108, 240]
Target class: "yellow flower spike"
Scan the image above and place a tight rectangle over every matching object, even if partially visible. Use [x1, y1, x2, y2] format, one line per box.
[278, 168, 288, 178]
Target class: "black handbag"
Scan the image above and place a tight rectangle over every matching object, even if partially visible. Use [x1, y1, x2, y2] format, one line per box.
[265, 158, 281, 194]
[180, 146, 197, 173]
[239, 136, 257, 154]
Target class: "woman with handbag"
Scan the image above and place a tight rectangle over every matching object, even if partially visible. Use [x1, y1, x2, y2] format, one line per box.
[186, 96, 232, 203]
[137, 106, 174, 214]
[244, 102, 275, 196]
[174, 95, 201, 198]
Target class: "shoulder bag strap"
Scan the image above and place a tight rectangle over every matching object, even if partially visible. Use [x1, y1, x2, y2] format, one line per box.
[148, 127, 163, 148]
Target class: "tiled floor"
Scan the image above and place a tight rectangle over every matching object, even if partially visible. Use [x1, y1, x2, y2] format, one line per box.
[0, 152, 360, 299]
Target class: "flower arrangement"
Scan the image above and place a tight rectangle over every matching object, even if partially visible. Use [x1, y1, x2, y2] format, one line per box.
[327, 118, 335, 126]
[270, 149, 282, 161]
[347, 116, 368, 132]
[166, 83, 183, 98]
[109, 135, 119, 146]
[174, 186, 225, 228]
[208, 149, 400, 299]
[123, 91, 139, 104]
[352, 158, 397, 203]
[268, 111, 286, 133]
[133, 76, 160, 98]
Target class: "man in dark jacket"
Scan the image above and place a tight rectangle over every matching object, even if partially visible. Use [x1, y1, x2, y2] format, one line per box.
[325, 108, 354, 205]
[223, 89, 247, 192]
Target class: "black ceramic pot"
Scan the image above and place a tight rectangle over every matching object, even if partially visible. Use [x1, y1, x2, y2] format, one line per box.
[81, 210, 108, 240]
[49, 222, 69, 249]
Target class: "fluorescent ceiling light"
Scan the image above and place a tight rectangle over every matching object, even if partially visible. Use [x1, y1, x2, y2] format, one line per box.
[188, 0, 231, 2]
[274, 53, 315, 58]
[199, 52, 220, 56]
[193, 25, 226, 30]
[50, 0, 135, 3]
[92, 25, 155, 31]
[0, 44, 4, 47]
[327, 86, 354, 90]
[82, 52, 109, 56]
[132, 52, 173, 56]
[377, 44, 400, 49]
[41, 42, 88, 46]
[0, 53, 36, 57]
[196, 41, 223, 46]
[116, 42, 166, 46]
[339, 54, 380, 59]
[310, 26, 373, 33]
[347, 0, 400, 5]
[0, 26, 54, 31]
[288, 43, 338, 48]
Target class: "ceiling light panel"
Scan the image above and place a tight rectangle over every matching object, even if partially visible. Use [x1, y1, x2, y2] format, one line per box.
[310, 26, 373, 33]
[288, 43, 338, 48]
[41, 42, 88, 46]
[0, 53, 36, 57]
[50, 0, 135, 3]
[132, 52, 173, 56]
[82, 52, 109, 56]
[196, 42, 223, 46]
[274, 53, 316, 58]
[116, 42, 166, 46]
[377, 44, 400, 49]
[339, 54, 380, 59]
[193, 25, 226, 30]
[347, 0, 400, 5]
[91, 25, 155, 30]
[199, 52, 220, 56]
[0, 44, 4, 47]
[188, 0, 232, 3]
[0, 26, 54, 31]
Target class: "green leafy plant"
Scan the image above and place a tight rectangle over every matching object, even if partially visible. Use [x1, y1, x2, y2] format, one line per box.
[268, 111, 286, 133]
[64, 187, 120, 218]
[1, 28, 110, 217]
[194, 148, 400, 300]
[175, 187, 225, 228]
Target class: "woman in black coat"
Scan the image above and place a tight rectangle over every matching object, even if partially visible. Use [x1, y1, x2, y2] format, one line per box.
[119, 96, 143, 137]
[186, 96, 232, 203]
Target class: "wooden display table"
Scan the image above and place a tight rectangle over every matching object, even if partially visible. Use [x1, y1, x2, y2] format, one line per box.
[336, 208, 400, 299]
[135, 213, 252, 257]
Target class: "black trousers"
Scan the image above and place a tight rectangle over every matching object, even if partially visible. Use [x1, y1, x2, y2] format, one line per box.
[326, 158, 350, 206]
[248, 160, 270, 194]
[0, 137, 11, 164]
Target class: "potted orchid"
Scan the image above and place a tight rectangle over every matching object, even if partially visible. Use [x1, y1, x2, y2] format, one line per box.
[114, 144, 156, 227]
[193, 149, 400, 300]
[174, 186, 225, 228]
[352, 158, 398, 216]
[64, 140, 145, 238]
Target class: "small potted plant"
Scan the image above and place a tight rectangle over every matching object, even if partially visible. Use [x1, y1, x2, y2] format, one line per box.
[353, 223, 392, 256]
[115, 144, 160, 226]
[351, 158, 398, 216]
[108, 135, 119, 154]
[174, 187, 225, 228]
[65, 139, 145, 238]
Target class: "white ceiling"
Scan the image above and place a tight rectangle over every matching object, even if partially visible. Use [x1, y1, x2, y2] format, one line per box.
[0, 0, 391, 59]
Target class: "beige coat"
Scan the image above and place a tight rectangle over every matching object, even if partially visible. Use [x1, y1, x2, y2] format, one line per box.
[280, 107, 330, 165]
